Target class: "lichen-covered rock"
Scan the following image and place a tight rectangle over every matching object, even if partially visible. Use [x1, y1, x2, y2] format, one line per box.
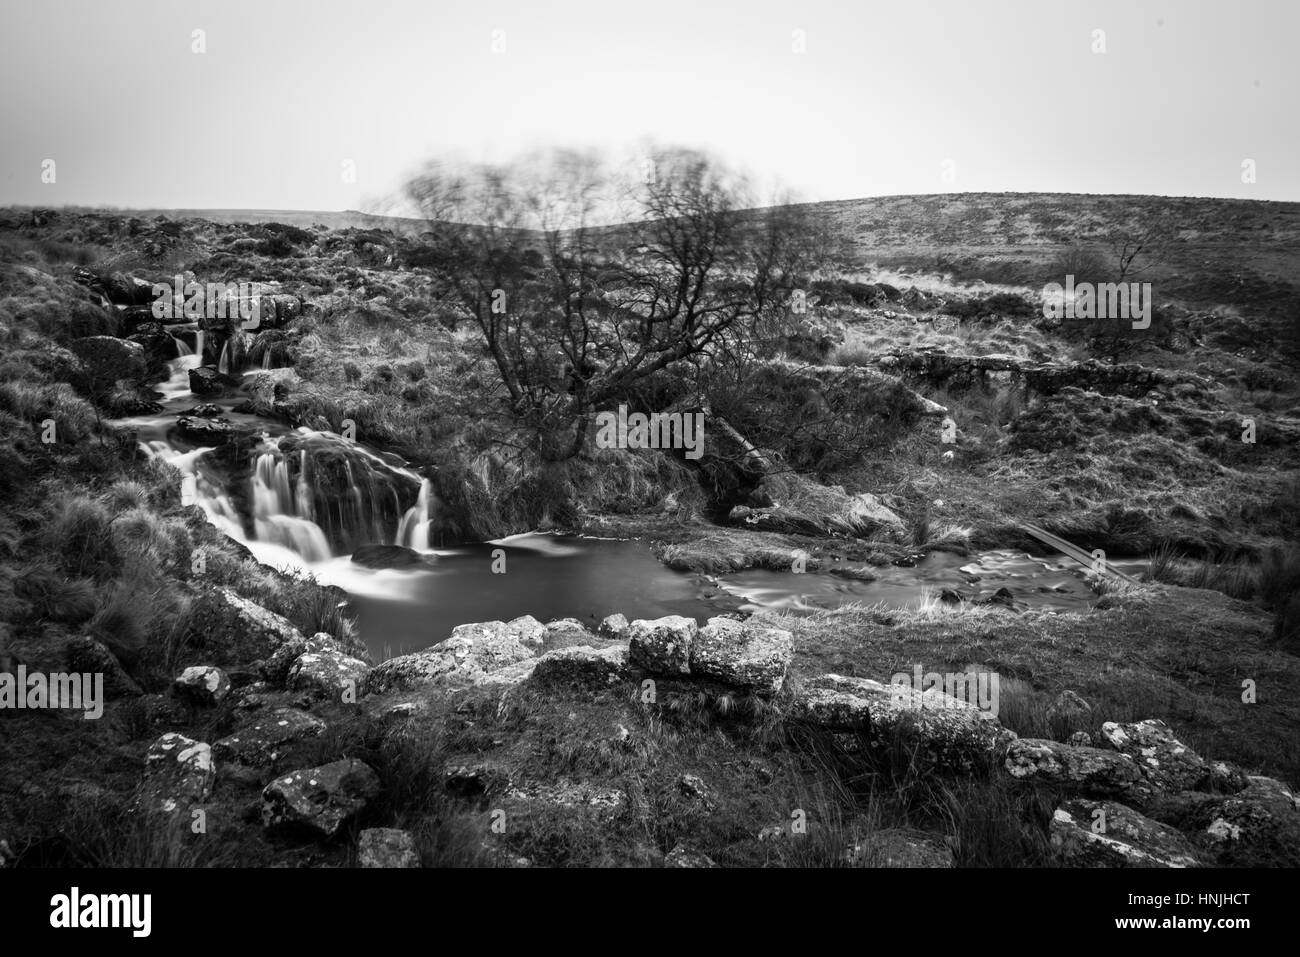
[791, 674, 1014, 772]
[213, 707, 326, 767]
[172, 665, 230, 705]
[136, 732, 214, 813]
[262, 630, 369, 687]
[365, 617, 543, 694]
[188, 587, 305, 665]
[690, 617, 793, 694]
[527, 644, 630, 685]
[1005, 738, 1144, 795]
[261, 758, 380, 837]
[542, 618, 595, 647]
[503, 780, 625, 823]
[287, 649, 368, 702]
[1050, 799, 1203, 868]
[1146, 775, 1300, 867]
[357, 828, 420, 868]
[628, 616, 697, 675]
[599, 613, 629, 641]
[1100, 719, 1209, 792]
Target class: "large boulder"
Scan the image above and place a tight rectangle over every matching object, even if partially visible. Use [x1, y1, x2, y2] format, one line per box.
[213, 707, 326, 767]
[1099, 719, 1209, 792]
[628, 616, 697, 675]
[188, 365, 223, 396]
[527, 644, 631, 686]
[135, 732, 215, 813]
[790, 674, 1014, 772]
[350, 544, 428, 569]
[690, 617, 793, 695]
[728, 473, 906, 540]
[261, 758, 380, 838]
[287, 648, 368, 702]
[1050, 799, 1203, 868]
[187, 588, 305, 665]
[1144, 775, 1300, 867]
[69, 336, 147, 390]
[365, 616, 544, 694]
[1005, 738, 1145, 796]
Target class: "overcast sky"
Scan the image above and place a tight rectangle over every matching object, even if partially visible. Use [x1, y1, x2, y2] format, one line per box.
[1, 0, 1295, 211]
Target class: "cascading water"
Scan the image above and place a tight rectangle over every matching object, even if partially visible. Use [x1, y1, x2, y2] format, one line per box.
[251, 450, 332, 562]
[217, 340, 230, 375]
[398, 478, 434, 550]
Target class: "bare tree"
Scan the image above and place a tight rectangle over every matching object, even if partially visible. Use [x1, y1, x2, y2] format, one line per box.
[404, 146, 817, 459]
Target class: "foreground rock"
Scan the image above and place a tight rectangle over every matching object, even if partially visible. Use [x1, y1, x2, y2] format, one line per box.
[172, 665, 230, 706]
[189, 587, 305, 665]
[365, 616, 544, 694]
[526, 645, 631, 686]
[690, 617, 793, 695]
[357, 828, 420, 868]
[69, 335, 147, 390]
[263, 630, 370, 686]
[628, 616, 696, 675]
[136, 733, 214, 813]
[261, 759, 380, 837]
[287, 647, 368, 702]
[1100, 719, 1209, 792]
[790, 674, 1014, 771]
[1050, 799, 1202, 868]
[1005, 738, 1144, 796]
[213, 707, 326, 767]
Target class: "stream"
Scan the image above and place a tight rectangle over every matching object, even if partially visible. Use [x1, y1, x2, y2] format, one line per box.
[113, 334, 1144, 661]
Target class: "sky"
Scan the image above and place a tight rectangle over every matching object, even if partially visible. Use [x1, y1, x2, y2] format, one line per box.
[1, 0, 1296, 211]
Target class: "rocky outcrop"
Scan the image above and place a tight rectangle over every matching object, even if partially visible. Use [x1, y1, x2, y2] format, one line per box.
[364, 616, 544, 694]
[1005, 738, 1145, 796]
[262, 630, 370, 686]
[261, 758, 380, 837]
[1100, 719, 1209, 792]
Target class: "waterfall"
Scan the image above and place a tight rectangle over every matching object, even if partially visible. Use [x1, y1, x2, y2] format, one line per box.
[195, 329, 206, 363]
[251, 451, 332, 562]
[217, 341, 230, 375]
[398, 478, 433, 551]
[262, 350, 272, 370]
[172, 335, 193, 357]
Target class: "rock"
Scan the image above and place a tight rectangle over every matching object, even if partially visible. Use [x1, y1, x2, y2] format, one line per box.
[938, 588, 964, 604]
[357, 828, 419, 868]
[1050, 799, 1202, 868]
[1047, 690, 1092, 733]
[628, 615, 697, 675]
[677, 774, 715, 810]
[181, 403, 224, 417]
[69, 336, 147, 390]
[664, 844, 716, 868]
[188, 587, 305, 665]
[542, 618, 596, 647]
[261, 758, 380, 838]
[728, 473, 906, 539]
[1005, 738, 1144, 795]
[172, 665, 231, 705]
[845, 828, 954, 867]
[136, 693, 190, 727]
[981, 587, 1017, 608]
[1100, 719, 1208, 792]
[1148, 776, 1300, 867]
[350, 544, 428, 569]
[791, 674, 1015, 771]
[174, 415, 236, 443]
[1068, 731, 1094, 747]
[262, 630, 370, 686]
[502, 780, 625, 823]
[136, 732, 214, 813]
[1204, 761, 1250, 795]
[598, 613, 629, 640]
[381, 701, 426, 720]
[64, 635, 141, 698]
[690, 617, 793, 694]
[287, 648, 368, 702]
[188, 365, 223, 395]
[527, 645, 630, 685]
[213, 707, 326, 767]
[365, 617, 544, 694]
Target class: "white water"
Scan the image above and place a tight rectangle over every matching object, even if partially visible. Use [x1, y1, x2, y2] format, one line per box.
[397, 478, 433, 550]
